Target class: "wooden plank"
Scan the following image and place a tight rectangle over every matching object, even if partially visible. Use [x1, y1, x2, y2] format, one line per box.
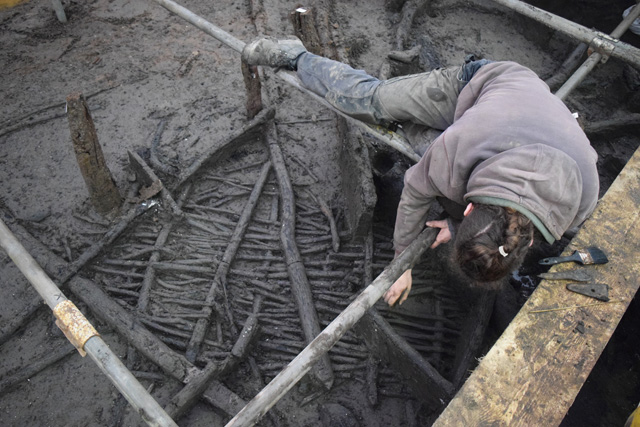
[434, 145, 640, 426]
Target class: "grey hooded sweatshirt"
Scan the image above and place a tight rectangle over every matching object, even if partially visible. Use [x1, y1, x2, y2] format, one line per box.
[393, 61, 599, 254]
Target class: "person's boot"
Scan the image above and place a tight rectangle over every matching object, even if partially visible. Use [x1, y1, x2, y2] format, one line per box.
[241, 36, 307, 70]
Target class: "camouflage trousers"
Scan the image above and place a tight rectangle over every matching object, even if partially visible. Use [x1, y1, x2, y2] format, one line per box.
[296, 53, 485, 153]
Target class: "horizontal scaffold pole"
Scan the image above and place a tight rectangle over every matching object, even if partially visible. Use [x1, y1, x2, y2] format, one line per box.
[492, 0, 640, 68]
[555, 3, 640, 100]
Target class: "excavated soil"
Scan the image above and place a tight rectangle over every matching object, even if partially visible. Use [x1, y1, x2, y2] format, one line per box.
[1, 0, 640, 426]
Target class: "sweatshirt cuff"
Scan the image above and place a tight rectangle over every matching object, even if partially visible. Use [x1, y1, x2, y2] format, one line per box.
[446, 217, 460, 242]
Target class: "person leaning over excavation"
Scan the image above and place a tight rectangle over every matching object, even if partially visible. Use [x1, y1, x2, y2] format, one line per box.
[242, 37, 599, 306]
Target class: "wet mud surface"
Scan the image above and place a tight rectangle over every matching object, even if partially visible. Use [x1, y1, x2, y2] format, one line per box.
[1, 0, 640, 426]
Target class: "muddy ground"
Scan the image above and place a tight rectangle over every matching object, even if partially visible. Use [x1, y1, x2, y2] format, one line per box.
[1, 0, 640, 426]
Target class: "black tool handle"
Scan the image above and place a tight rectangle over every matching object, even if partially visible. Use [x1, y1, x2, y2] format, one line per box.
[538, 252, 579, 265]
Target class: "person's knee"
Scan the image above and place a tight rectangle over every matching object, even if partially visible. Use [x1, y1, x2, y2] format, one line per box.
[427, 87, 447, 102]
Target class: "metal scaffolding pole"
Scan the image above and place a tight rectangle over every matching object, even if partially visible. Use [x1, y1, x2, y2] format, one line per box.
[555, 3, 640, 100]
[491, 0, 640, 68]
[0, 218, 177, 427]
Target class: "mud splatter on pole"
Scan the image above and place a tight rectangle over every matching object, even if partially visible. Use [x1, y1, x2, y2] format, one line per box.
[66, 92, 121, 216]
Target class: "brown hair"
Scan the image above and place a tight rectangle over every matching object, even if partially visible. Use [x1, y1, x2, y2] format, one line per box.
[453, 204, 534, 282]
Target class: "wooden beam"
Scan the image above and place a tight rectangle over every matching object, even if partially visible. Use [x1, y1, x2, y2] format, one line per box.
[240, 60, 262, 120]
[265, 121, 334, 390]
[433, 145, 640, 425]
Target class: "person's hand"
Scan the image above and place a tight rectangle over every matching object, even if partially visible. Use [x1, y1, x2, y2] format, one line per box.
[384, 269, 412, 306]
[426, 220, 451, 249]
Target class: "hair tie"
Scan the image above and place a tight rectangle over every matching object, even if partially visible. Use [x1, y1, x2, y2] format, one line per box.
[498, 245, 509, 257]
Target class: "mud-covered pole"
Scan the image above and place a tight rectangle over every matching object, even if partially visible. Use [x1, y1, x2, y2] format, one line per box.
[225, 227, 438, 427]
[0, 218, 178, 427]
[154, 0, 244, 52]
[66, 92, 122, 216]
[151, 0, 421, 162]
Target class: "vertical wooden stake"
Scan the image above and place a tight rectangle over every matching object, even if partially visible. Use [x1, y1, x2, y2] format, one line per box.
[241, 60, 263, 120]
[66, 92, 121, 216]
[289, 7, 323, 56]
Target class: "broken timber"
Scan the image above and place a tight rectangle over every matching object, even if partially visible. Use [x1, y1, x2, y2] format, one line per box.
[185, 161, 272, 362]
[434, 142, 640, 425]
[241, 60, 263, 119]
[152, 0, 421, 163]
[165, 299, 261, 421]
[66, 92, 122, 216]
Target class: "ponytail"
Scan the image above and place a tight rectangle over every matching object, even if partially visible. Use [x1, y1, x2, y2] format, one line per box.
[453, 205, 533, 282]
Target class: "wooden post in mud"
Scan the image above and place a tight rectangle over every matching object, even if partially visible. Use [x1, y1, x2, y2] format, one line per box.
[240, 60, 263, 119]
[66, 92, 122, 216]
[289, 7, 323, 56]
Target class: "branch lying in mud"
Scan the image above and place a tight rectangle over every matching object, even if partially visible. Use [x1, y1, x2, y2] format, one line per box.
[544, 43, 588, 92]
[0, 342, 76, 397]
[306, 190, 340, 252]
[165, 296, 262, 421]
[185, 161, 272, 362]
[265, 120, 335, 391]
[178, 108, 275, 186]
[583, 114, 640, 137]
